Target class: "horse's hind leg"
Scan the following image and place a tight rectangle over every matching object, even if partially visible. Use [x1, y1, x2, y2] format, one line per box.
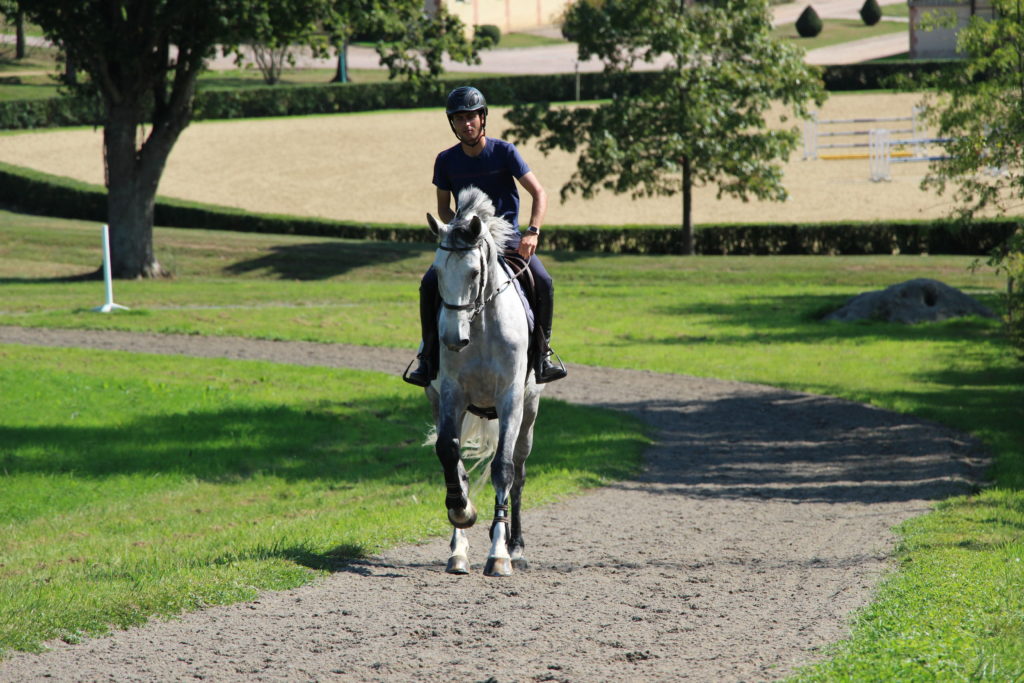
[483, 465, 515, 576]
[510, 390, 539, 570]
[446, 527, 470, 574]
[484, 393, 526, 577]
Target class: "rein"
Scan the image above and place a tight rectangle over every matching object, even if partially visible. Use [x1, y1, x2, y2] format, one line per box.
[437, 239, 530, 323]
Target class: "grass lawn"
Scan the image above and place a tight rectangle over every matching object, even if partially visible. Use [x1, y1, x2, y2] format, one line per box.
[493, 32, 566, 49]
[773, 17, 907, 50]
[0, 344, 645, 654]
[1, 210, 1022, 677]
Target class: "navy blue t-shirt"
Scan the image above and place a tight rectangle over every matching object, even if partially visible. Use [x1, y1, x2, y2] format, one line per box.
[432, 138, 530, 236]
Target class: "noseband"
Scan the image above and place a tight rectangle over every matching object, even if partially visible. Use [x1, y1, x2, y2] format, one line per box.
[437, 239, 488, 322]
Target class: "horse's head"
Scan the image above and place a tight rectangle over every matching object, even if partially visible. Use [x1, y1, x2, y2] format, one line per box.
[427, 187, 511, 352]
[427, 212, 488, 352]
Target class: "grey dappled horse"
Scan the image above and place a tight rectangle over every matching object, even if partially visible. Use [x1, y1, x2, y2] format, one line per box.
[424, 186, 543, 577]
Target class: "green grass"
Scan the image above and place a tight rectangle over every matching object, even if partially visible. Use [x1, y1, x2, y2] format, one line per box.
[494, 32, 566, 49]
[0, 343, 647, 655]
[794, 490, 1024, 681]
[1, 211, 1022, 675]
[773, 17, 908, 50]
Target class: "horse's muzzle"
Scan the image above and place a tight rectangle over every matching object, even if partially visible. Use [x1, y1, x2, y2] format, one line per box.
[445, 338, 470, 352]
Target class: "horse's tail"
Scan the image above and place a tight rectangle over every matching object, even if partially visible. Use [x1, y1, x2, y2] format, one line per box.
[422, 414, 500, 492]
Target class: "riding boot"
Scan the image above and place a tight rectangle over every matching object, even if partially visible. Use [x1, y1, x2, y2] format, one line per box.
[403, 277, 440, 387]
[533, 284, 567, 384]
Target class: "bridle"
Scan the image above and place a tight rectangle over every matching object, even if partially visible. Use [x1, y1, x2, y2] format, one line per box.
[437, 235, 530, 326]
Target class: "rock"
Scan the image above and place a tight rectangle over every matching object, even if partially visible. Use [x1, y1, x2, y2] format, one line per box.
[824, 278, 997, 324]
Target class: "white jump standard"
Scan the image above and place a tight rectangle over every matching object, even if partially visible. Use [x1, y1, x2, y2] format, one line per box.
[92, 224, 130, 314]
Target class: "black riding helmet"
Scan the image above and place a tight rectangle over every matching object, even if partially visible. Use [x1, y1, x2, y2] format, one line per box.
[446, 86, 487, 144]
[446, 86, 487, 117]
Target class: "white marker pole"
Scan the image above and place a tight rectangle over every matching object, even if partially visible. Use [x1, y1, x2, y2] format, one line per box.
[93, 224, 129, 313]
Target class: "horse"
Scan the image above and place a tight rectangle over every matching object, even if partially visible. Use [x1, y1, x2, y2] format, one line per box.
[423, 186, 543, 577]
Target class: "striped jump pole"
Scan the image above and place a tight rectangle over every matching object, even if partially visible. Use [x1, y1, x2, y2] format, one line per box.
[869, 128, 954, 182]
[804, 107, 920, 160]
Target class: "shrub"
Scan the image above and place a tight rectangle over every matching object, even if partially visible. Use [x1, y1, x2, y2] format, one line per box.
[476, 24, 501, 47]
[796, 5, 824, 38]
[860, 0, 883, 26]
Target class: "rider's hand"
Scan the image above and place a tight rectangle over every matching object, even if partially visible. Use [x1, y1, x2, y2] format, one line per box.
[518, 232, 539, 260]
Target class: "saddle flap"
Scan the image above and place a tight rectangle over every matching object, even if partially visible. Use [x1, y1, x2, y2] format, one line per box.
[500, 253, 535, 334]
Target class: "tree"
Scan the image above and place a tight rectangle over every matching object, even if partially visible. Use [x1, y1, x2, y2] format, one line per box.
[14, 0, 484, 278]
[503, 0, 825, 254]
[917, 0, 1024, 354]
[796, 5, 824, 37]
[0, 1, 26, 59]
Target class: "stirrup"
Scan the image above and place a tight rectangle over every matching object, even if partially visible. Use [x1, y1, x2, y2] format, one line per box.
[402, 357, 432, 387]
[536, 350, 567, 384]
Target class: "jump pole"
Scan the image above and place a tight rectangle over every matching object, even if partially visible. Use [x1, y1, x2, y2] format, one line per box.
[93, 224, 129, 313]
[870, 128, 954, 182]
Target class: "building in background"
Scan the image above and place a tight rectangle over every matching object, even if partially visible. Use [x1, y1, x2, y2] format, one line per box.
[909, 0, 995, 58]
[427, 0, 569, 34]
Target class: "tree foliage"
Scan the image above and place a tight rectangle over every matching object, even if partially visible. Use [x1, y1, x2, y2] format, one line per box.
[504, 0, 825, 254]
[13, 0, 483, 278]
[916, 0, 1024, 354]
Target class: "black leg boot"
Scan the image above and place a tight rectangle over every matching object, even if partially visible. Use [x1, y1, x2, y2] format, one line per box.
[403, 277, 440, 387]
[534, 285, 567, 384]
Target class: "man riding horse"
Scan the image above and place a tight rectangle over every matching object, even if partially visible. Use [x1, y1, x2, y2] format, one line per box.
[405, 86, 567, 387]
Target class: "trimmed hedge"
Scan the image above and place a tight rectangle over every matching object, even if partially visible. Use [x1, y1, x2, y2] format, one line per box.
[0, 160, 1015, 256]
[0, 62, 956, 131]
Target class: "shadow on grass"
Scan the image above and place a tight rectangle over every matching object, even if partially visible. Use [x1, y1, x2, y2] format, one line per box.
[224, 240, 430, 280]
[637, 293, 1007, 346]
[0, 396, 640, 491]
[0, 269, 102, 285]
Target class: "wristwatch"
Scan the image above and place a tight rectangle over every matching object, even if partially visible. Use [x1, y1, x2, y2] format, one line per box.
[526, 225, 540, 235]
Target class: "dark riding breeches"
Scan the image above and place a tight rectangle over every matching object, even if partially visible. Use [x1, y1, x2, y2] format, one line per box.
[419, 253, 554, 343]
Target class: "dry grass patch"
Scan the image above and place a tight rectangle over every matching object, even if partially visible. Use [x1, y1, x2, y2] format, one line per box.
[0, 92, 963, 226]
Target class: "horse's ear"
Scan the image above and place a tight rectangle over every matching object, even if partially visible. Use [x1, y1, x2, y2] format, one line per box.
[469, 215, 483, 239]
[427, 213, 441, 236]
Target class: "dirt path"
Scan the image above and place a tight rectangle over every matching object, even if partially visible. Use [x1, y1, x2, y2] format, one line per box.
[0, 327, 985, 682]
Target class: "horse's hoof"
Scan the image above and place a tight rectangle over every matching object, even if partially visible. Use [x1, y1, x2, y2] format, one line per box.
[483, 557, 513, 577]
[448, 503, 477, 529]
[511, 556, 529, 571]
[446, 556, 470, 574]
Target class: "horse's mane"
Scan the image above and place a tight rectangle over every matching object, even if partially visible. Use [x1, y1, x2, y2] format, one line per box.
[451, 186, 516, 249]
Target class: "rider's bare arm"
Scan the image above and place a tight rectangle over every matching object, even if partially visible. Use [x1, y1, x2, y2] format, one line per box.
[518, 172, 547, 231]
[437, 189, 455, 223]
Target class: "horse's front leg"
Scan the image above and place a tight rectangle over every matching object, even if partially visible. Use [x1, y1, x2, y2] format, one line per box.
[435, 387, 476, 532]
[484, 389, 525, 577]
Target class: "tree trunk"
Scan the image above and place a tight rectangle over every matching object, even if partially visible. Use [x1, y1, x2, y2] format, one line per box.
[103, 105, 174, 279]
[681, 154, 694, 255]
[332, 41, 349, 83]
[15, 11, 25, 59]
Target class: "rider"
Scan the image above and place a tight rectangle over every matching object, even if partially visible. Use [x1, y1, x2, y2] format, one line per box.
[404, 85, 567, 387]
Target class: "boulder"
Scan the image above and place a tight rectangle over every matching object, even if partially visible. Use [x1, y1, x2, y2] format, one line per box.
[824, 278, 997, 324]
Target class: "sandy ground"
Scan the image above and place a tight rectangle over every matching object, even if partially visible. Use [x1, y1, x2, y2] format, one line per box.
[0, 326, 986, 682]
[0, 92, 959, 229]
